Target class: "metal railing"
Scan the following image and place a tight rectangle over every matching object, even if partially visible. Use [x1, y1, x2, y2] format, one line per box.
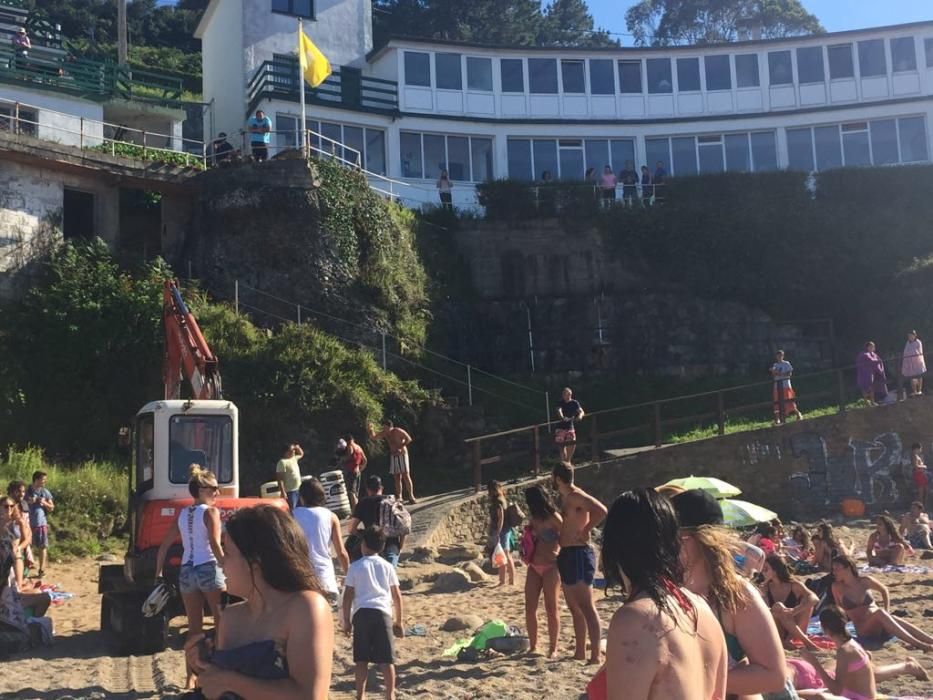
[463, 350, 919, 492]
[0, 100, 206, 167]
[246, 58, 398, 117]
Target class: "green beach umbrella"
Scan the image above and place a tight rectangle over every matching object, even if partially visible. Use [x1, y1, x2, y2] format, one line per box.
[661, 476, 742, 499]
[720, 499, 777, 528]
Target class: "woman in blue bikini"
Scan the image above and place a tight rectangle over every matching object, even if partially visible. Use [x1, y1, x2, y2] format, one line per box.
[186, 504, 334, 699]
[830, 554, 933, 652]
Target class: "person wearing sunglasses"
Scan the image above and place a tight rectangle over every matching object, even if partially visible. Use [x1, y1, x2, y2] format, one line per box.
[156, 464, 226, 689]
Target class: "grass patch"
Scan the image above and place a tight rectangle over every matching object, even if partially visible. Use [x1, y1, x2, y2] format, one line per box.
[0, 446, 128, 560]
[667, 403, 852, 444]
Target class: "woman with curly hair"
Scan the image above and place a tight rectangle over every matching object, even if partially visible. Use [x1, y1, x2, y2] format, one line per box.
[601, 488, 726, 700]
[866, 514, 908, 567]
[672, 489, 788, 698]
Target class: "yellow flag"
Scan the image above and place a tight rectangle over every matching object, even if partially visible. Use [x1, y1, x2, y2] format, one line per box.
[299, 30, 332, 88]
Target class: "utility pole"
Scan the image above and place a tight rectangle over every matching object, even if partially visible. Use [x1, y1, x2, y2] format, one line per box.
[117, 0, 128, 65]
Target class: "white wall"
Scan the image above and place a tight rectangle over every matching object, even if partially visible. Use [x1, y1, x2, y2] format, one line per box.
[0, 87, 103, 147]
[200, 0, 245, 144]
[243, 0, 373, 77]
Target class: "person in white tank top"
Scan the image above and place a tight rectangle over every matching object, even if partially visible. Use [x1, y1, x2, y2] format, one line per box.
[155, 464, 226, 689]
[294, 479, 349, 602]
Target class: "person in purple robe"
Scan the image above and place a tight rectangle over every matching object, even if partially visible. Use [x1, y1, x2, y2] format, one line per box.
[856, 341, 887, 405]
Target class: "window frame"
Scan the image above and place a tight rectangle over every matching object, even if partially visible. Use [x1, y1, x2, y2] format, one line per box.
[434, 52, 463, 91]
[704, 54, 732, 91]
[400, 131, 495, 182]
[271, 0, 314, 20]
[768, 50, 793, 86]
[466, 56, 493, 92]
[560, 59, 586, 94]
[857, 39, 887, 78]
[500, 58, 525, 93]
[528, 58, 559, 94]
[618, 59, 643, 94]
[891, 36, 918, 73]
[646, 57, 673, 94]
[827, 43, 855, 80]
[796, 46, 825, 84]
[676, 57, 701, 92]
[925, 38, 933, 69]
[403, 51, 431, 88]
[589, 59, 615, 95]
[735, 53, 760, 88]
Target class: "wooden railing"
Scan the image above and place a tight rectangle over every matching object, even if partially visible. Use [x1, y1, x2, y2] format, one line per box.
[246, 58, 399, 117]
[464, 352, 915, 492]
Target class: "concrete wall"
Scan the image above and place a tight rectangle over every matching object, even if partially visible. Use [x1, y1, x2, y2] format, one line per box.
[0, 159, 119, 297]
[0, 88, 104, 148]
[573, 399, 933, 521]
[200, 0, 245, 144]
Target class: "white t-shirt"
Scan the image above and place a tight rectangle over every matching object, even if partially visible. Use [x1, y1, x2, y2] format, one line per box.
[293, 506, 338, 595]
[344, 553, 399, 618]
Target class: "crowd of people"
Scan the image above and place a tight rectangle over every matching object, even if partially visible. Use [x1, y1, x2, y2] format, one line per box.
[0, 471, 56, 654]
[584, 159, 667, 208]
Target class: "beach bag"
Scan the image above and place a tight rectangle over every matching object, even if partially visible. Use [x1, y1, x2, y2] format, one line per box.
[490, 542, 507, 569]
[379, 496, 411, 538]
[520, 524, 536, 565]
[504, 502, 524, 529]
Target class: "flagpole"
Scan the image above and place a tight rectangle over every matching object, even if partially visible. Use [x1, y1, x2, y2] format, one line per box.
[298, 18, 308, 158]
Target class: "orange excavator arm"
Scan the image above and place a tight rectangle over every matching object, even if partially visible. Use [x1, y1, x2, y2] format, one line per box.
[162, 280, 222, 400]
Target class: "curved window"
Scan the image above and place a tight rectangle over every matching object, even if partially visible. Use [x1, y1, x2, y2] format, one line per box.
[169, 414, 233, 485]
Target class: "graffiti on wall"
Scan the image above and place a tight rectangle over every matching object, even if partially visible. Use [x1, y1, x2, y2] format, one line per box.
[788, 431, 902, 508]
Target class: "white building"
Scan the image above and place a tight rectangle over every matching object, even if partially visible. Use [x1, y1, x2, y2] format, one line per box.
[197, 0, 933, 207]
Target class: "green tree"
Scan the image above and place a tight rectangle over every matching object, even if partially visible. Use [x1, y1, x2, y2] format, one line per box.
[539, 0, 617, 48]
[625, 0, 823, 46]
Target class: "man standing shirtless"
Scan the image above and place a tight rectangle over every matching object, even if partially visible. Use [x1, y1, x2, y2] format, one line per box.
[369, 419, 416, 504]
[552, 461, 606, 664]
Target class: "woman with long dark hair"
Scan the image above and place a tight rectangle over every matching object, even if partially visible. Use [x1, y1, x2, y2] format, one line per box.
[830, 554, 933, 652]
[156, 465, 225, 689]
[522, 485, 562, 658]
[866, 514, 908, 567]
[601, 488, 726, 699]
[187, 504, 334, 699]
[760, 554, 819, 650]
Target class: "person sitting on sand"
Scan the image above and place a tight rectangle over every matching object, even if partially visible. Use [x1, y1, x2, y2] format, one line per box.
[553, 462, 607, 664]
[672, 489, 790, 697]
[486, 480, 515, 587]
[523, 485, 562, 658]
[186, 505, 333, 700]
[760, 554, 820, 651]
[865, 514, 908, 567]
[601, 488, 727, 700]
[787, 611, 929, 697]
[786, 525, 814, 562]
[813, 523, 850, 572]
[900, 501, 932, 550]
[830, 554, 933, 652]
[0, 496, 49, 614]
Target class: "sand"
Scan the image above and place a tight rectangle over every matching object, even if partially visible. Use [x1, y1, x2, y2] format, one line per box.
[4, 523, 933, 699]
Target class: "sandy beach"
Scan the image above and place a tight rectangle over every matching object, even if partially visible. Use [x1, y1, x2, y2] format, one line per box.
[4, 523, 933, 699]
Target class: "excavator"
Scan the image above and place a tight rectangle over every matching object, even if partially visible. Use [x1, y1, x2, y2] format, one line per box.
[98, 280, 277, 653]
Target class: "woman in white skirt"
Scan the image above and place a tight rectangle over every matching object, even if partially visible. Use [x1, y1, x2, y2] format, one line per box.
[902, 329, 926, 397]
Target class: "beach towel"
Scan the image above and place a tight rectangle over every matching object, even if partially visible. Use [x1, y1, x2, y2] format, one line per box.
[859, 564, 931, 574]
[804, 617, 893, 650]
[33, 583, 73, 605]
[442, 619, 508, 657]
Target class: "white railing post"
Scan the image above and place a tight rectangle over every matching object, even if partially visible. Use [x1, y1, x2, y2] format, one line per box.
[297, 305, 302, 325]
[235, 280, 240, 317]
[467, 364, 473, 406]
[13, 102, 19, 135]
[381, 332, 387, 370]
[142, 131, 147, 159]
[79, 117, 84, 148]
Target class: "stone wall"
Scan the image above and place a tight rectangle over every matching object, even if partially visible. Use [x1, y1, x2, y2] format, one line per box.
[442, 220, 833, 376]
[574, 399, 933, 521]
[423, 400, 933, 548]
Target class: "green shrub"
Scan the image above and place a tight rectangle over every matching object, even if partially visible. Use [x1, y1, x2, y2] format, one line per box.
[86, 141, 205, 169]
[0, 446, 127, 559]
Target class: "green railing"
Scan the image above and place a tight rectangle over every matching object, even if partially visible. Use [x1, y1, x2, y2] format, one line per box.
[114, 64, 184, 103]
[246, 58, 398, 116]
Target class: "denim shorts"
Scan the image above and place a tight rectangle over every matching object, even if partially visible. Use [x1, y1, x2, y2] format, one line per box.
[178, 560, 225, 595]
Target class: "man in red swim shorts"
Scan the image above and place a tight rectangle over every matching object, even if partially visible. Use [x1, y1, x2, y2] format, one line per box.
[555, 387, 584, 463]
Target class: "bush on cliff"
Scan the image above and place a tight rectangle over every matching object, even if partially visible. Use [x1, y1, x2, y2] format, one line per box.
[0, 240, 435, 492]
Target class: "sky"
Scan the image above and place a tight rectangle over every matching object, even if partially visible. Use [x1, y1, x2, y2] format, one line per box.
[586, 0, 933, 44]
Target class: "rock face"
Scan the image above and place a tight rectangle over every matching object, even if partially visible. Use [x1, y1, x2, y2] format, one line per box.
[457, 561, 488, 582]
[442, 614, 484, 632]
[432, 569, 473, 593]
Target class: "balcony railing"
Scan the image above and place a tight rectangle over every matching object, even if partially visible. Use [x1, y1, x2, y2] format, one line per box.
[0, 47, 185, 106]
[247, 58, 398, 117]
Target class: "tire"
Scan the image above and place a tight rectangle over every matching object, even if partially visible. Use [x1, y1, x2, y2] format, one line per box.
[100, 593, 113, 634]
[138, 611, 168, 654]
[102, 592, 167, 655]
